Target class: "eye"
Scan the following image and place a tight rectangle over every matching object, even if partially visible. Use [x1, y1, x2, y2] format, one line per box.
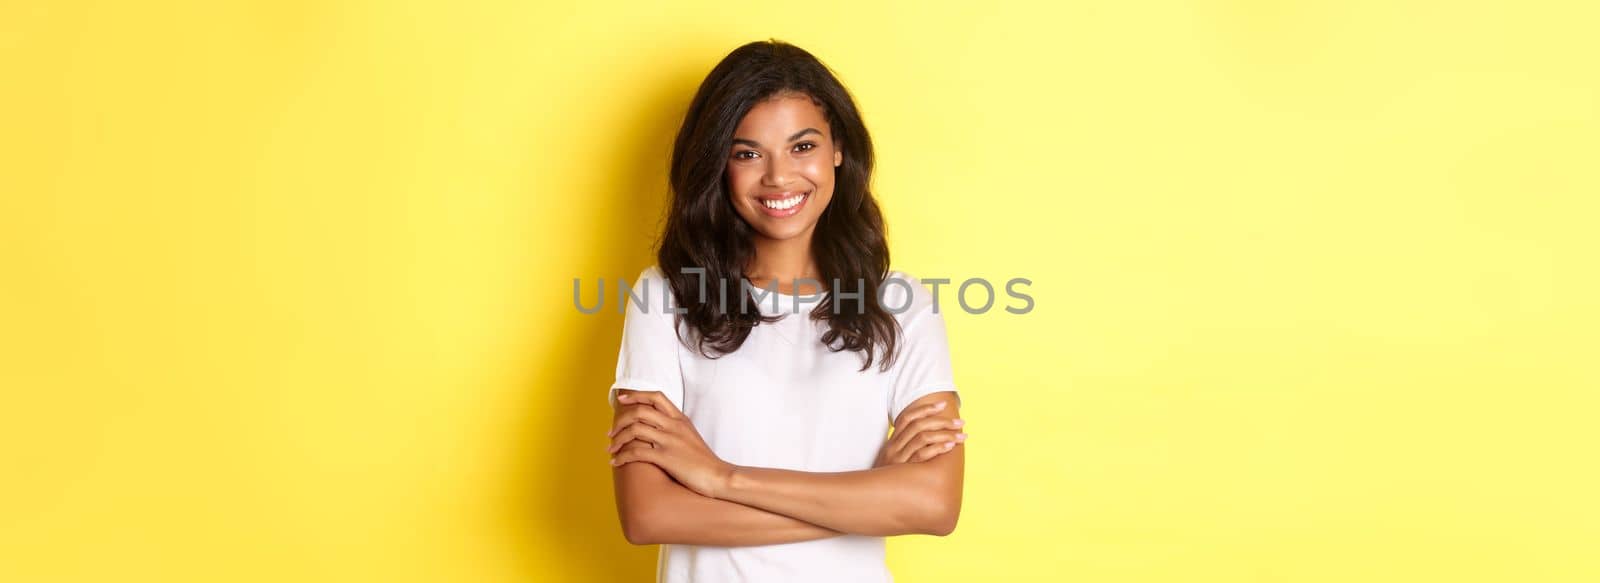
[732, 150, 759, 160]
[794, 142, 816, 153]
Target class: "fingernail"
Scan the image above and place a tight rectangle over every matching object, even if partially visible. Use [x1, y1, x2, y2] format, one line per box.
[617, 394, 631, 401]
[955, 433, 967, 441]
[935, 402, 947, 410]
[944, 442, 955, 449]
[609, 458, 618, 465]
[952, 419, 964, 427]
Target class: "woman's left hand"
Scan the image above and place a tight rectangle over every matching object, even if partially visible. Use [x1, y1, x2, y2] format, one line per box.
[608, 390, 735, 499]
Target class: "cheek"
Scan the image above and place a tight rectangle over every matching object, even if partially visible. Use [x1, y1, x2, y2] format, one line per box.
[725, 166, 758, 197]
[802, 158, 836, 188]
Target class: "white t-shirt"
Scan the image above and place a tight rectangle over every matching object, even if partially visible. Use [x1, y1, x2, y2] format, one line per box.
[608, 265, 960, 583]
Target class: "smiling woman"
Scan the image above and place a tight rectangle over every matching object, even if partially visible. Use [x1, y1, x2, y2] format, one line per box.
[604, 40, 967, 582]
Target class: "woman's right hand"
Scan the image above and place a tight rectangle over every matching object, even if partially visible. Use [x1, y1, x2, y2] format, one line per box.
[874, 399, 967, 467]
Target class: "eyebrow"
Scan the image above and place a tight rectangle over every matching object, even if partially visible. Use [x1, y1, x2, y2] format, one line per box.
[731, 127, 823, 148]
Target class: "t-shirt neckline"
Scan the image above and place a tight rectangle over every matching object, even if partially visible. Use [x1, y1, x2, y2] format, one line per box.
[744, 279, 827, 302]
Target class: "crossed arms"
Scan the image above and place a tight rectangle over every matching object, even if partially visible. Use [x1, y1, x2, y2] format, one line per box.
[608, 388, 966, 546]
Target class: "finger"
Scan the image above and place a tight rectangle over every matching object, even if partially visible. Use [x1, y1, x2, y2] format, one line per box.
[892, 401, 949, 436]
[610, 437, 656, 455]
[608, 402, 674, 437]
[902, 416, 964, 439]
[608, 422, 669, 454]
[614, 389, 657, 408]
[889, 414, 963, 455]
[893, 430, 963, 464]
[616, 390, 685, 419]
[615, 438, 656, 453]
[609, 422, 671, 453]
[607, 405, 682, 452]
[610, 444, 658, 467]
[884, 426, 930, 464]
[887, 404, 948, 453]
[607, 424, 652, 454]
[613, 389, 655, 408]
[911, 440, 960, 462]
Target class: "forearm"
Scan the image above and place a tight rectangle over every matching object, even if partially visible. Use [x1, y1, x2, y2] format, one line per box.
[608, 389, 964, 541]
[714, 459, 960, 537]
[615, 450, 844, 546]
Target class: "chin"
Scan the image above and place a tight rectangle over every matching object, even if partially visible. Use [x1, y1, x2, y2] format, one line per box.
[750, 220, 816, 241]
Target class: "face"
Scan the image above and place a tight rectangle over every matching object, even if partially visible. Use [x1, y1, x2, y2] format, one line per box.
[726, 93, 844, 243]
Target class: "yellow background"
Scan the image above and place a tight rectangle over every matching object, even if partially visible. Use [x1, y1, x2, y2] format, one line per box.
[3, 1, 1596, 581]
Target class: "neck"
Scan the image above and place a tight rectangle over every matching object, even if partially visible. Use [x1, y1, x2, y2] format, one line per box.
[746, 234, 820, 288]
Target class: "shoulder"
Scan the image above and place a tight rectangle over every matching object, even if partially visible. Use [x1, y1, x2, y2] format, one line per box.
[622, 265, 679, 318]
[635, 265, 668, 286]
[881, 270, 943, 322]
[629, 265, 675, 298]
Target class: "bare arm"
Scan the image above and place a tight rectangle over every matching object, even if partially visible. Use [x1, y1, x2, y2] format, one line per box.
[613, 442, 844, 546]
[611, 389, 843, 546]
[611, 390, 966, 538]
[714, 392, 964, 537]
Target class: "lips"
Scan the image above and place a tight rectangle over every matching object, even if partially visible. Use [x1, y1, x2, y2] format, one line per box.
[756, 191, 810, 218]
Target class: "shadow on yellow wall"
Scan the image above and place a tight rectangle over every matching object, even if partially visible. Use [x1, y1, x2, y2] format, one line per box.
[504, 67, 692, 580]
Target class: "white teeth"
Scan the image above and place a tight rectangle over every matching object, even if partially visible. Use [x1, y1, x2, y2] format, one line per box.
[762, 193, 806, 210]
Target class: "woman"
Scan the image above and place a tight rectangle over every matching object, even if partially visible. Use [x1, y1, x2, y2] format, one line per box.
[605, 39, 966, 582]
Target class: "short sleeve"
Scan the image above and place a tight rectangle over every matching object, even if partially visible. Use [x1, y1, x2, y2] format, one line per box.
[607, 266, 687, 411]
[885, 271, 961, 423]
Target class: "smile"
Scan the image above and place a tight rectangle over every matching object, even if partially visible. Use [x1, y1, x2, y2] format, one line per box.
[757, 191, 810, 217]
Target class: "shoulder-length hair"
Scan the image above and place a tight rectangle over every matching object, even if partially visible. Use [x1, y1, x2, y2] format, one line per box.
[658, 39, 899, 372]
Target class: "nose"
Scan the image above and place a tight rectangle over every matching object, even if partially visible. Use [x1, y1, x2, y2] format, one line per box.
[761, 154, 796, 188]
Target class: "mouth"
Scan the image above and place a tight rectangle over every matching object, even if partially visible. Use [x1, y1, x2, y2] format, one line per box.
[756, 191, 810, 218]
